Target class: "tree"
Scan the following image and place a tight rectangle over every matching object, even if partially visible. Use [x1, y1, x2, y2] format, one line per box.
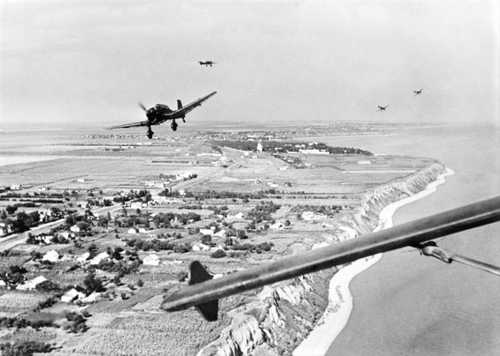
[12, 212, 32, 232]
[201, 235, 212, 245]
[29, 211, 40, 224]
[6, 205, 17, 215]
[210, 249, 227, 258]
[83, 272, 105, 294]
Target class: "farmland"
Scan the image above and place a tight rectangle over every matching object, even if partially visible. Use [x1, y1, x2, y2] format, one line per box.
[0, 127, 440, 355]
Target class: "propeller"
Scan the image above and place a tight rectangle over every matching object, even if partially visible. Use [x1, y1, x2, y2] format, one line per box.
[138, 102, 147, 112]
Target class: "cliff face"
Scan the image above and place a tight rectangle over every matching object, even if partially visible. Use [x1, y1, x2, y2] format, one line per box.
[197, 163, 447, 356]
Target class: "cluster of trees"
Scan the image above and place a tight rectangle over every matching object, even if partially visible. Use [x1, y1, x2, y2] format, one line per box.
[64, 311, 90, 333]
[157, 231, 183, 239]
[152, 212, 201, 227]
[159, 173, 198, 181]
[160, 189, 278, 201]
[229, 241, 274, 254]
[246, 201, 281, 224]
[210, 249, 226, 258]
[0, 316, 56, 330]
[274, 154, 307, 169]
[64, 213, 95, 236]
[126, 238, 191, 253]
[26, 232, 70, 245]
[0, 341, 55, 356]
[0, 265, 27, 288]
[1, 211, 42, 234]
[292, 204, 344, 217]
[82, 272, 105, 294]
[114, 214, 149, 228]
[86, 198, 113, 208]
[112, 189, 152, 204]
[213, 140, 373, 156]
[35, 280, 62, 293]
[96, 257, 142, 277]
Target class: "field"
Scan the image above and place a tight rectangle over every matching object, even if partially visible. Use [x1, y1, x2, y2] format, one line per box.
[0, 130, 440, 355]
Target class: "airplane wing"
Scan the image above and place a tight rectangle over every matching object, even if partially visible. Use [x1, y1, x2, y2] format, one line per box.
[175, 91, 217, 117]
[161, 195, 500, 321]
[108, 120, 150, 129]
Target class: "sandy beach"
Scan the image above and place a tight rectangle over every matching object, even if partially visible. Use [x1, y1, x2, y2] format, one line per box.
[293, 167, 453, 356]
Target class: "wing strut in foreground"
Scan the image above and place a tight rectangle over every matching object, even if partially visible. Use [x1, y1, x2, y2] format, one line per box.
[161, 195, 500, 320]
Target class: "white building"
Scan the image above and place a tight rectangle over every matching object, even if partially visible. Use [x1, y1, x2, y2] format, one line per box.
[143, 254, 160, 266]
[257, 141, 263, 153]
[42, 250, 59, 263]
[70, 225, 81, 233]
[61, 288, 85, 303]
[17, 276, 48, 291]
[89, 252, 109, 265]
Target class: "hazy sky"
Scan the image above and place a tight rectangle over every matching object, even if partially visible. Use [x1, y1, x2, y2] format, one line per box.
[1, 0, 498, 129]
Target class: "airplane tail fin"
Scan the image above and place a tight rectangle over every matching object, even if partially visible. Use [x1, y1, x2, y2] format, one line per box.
[188, 261, 218, 321]
[177, 100, 182, 110]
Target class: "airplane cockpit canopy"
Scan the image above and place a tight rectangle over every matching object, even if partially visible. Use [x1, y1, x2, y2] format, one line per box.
[156, 104, 171, 111]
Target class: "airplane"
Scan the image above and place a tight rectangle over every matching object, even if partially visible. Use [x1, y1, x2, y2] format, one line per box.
[414, 88, 423, 95]
[162, 195, 500, 321]
[199, 61, 215, 67]
[377, 105, 389, 111]
[109, 91, 217, 139]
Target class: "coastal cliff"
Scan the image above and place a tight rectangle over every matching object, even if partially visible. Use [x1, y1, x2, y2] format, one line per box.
[197, 162, 447, 356]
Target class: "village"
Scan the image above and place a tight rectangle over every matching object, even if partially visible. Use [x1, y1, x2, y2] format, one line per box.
[0, 133, 438, 355]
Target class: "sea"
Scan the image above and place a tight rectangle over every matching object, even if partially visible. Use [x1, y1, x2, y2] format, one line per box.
[319, 125, 500, 356]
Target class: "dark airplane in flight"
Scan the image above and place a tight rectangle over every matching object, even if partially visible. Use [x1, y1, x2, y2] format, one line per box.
[109, 91, 217, 139]
[414, 88, 423, 95]
[377, 105, 389, 111]
[199, 61, 215, 67]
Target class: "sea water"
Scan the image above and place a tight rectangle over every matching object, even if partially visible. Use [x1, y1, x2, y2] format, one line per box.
[323, 125, 500, 356]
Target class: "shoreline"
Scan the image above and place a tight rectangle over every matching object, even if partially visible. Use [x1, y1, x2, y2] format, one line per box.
[293, 167, 454, 356]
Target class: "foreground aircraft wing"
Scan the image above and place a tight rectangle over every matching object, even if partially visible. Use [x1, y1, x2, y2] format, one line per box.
[162, 195, 500, 321]
[176, 91, 217, 117]
[108, 120, 150, 129]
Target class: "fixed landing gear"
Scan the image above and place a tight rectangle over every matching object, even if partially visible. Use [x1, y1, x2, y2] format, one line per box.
[147, 126, 154, 139]
[171, 120, 178, 131]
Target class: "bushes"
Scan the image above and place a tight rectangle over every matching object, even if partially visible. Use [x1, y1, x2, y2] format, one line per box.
[246, 201, 281, 223]
[0, 341, 55, 356]
[34, 296, 59, 311]
[0, 265, 27, 288]
[126, 238, 191, 253]
[6, 205, 18, 215]
[173, 242, 192, 253]
[35, 280, 61, 293]
[64, 312, 89, 333]
[231, 242, 274, 254]
[127, 238, 173, 251]
[0, 316, 56, 330]
[152, 212, 201, 228]
[210, 249, 227, 258]
[201, 235, 212, 245]
[83, 272, 105, 294]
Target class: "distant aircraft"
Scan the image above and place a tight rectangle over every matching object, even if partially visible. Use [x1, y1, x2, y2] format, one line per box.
[199, 61, 215, 67]
[414, 88, 423, 95]
[109, 91, 217, 139]
[162, 196, 500, 321]
[377, 105, 389, 111]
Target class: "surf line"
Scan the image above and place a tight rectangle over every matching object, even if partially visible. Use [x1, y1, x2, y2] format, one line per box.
[293, 167, 454, 356]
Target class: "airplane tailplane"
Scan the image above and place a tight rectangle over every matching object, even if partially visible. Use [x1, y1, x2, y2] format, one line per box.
[177, 99, 183, 110]
[189, 261, 219, 321]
